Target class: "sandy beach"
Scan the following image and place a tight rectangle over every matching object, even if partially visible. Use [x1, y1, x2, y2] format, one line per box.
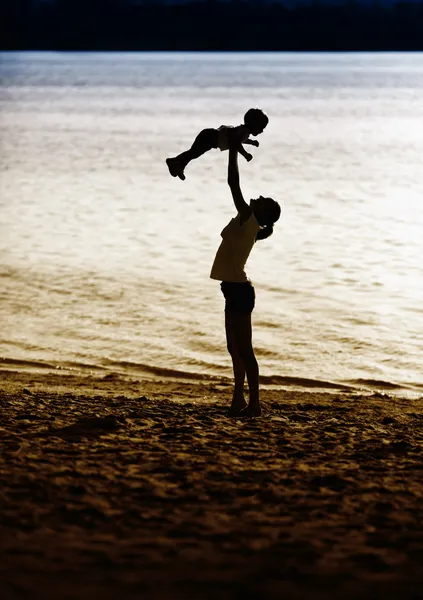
[0, 369, 422, 600]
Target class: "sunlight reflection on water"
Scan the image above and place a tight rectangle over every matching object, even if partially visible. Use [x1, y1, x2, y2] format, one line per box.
[1, 52, 422, 392]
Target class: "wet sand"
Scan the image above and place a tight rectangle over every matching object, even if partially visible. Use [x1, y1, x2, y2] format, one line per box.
[1, 369, 422, 600]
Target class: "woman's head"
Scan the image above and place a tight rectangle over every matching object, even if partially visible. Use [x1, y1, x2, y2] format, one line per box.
[244, 108, 269, 136]
[251, 196, 281, 241]
[251, 196, 280, 226]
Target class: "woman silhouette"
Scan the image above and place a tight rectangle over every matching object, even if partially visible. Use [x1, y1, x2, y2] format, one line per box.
[210, 145, 281, 417]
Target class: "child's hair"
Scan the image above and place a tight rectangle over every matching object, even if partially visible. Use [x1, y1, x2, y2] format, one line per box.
[256, 198, 281, 241]
[244, 108, 269, 132]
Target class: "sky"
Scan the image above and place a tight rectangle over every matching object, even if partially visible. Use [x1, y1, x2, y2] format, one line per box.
[25, 0, 423, 6]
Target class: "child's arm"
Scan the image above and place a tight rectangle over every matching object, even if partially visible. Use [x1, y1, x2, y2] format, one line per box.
[237, 144, 253, 162]
[243, 138, 259, 147]
[227, 128, 253, 162]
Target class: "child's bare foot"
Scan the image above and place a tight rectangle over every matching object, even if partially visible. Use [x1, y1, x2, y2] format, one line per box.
[166, 158, 186, 181]
[245, 153, 253, 162]
[251, 140, 259, 147]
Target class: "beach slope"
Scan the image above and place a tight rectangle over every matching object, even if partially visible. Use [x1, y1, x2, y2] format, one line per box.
[1, 370, 422, 599]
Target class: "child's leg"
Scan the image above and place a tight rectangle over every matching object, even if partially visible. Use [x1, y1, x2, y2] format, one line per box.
[166, 128, 218, 180]
[175, 128, 219, 169]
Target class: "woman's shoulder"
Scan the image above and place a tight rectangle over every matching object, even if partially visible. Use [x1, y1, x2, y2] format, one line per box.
[239, 206, 254, 226]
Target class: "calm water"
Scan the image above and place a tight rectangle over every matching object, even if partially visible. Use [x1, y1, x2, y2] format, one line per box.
[1, 52, 422, 394]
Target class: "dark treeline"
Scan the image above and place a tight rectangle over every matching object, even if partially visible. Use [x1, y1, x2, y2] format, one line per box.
[1, 0, 423, 51]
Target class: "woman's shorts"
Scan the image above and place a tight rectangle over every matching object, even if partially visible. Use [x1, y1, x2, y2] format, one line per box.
[220, 281, 255, 314]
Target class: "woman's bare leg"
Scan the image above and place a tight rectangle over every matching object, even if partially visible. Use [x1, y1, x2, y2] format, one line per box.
[225, 311, 247, 414]
[231, 313, 261, 416]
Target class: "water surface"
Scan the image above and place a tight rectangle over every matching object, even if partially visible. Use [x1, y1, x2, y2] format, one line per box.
[1, 52, 422, 394]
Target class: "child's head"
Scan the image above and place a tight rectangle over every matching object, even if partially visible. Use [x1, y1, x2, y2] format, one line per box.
[244, 108, 269, 136]
[250, 196, 281, 240]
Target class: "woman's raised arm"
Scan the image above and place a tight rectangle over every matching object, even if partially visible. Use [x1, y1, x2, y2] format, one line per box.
[227, 146, 251, 219]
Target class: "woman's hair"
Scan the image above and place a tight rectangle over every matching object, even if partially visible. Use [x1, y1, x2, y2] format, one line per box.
[256, 224, 274, 241]
[255, 198, 281, 241]
[244, 108, 269, 131]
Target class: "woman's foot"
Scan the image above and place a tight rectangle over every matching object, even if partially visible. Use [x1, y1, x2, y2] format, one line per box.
[227, 396, 247, 417]
[166, 158, 186, 180]
[238, 404, 262, 418]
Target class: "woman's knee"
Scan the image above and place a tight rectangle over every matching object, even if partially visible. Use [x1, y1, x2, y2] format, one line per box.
[238, 346, 257, 365]
[226, 340, 237, 357]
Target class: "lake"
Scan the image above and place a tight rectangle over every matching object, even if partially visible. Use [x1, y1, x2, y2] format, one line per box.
[1, 51, 422, 395]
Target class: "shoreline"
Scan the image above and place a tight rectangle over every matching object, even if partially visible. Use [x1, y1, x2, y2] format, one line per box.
[1, 369, 423, 599]
[2, 358, 422, 399]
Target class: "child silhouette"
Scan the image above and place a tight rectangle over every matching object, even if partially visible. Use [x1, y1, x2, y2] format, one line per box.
[166, 108, 269, 181]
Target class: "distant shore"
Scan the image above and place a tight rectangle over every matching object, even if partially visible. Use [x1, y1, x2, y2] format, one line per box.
[1, 368, 422, 599]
